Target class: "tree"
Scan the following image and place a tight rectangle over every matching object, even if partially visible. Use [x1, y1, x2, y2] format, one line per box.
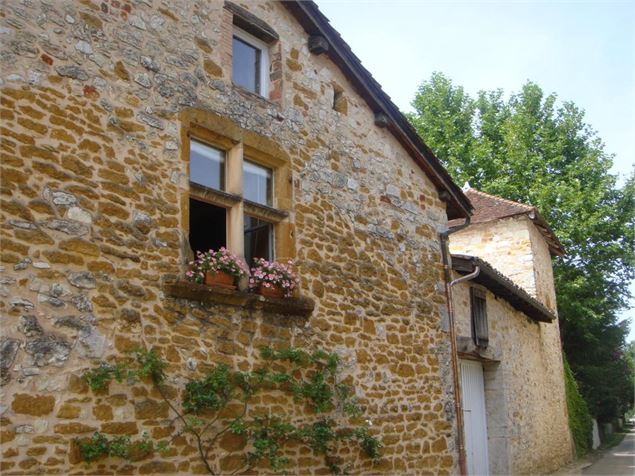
[407, 72, 635, 422]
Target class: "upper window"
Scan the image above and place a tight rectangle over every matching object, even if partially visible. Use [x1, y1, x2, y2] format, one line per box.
[470, 287, 488, 349]
[232, 28, 269, 96]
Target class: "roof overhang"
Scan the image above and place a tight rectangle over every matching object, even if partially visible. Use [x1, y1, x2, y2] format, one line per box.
[452, 254, 556, 323]
[449, 188, 564, 256]
[281, 1, 472, 220]
[527, 209, 565, 257]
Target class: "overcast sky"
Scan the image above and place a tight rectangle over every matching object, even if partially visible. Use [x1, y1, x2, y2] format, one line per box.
[315, 0, 635, 339]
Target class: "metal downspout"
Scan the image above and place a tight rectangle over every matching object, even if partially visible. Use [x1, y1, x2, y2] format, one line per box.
[451, 266, 480, 287]
[439, 217, 471, 476]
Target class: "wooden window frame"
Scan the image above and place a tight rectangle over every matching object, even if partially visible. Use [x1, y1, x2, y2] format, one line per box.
[470, 287, 489, 349]
[181, 111, 294, 266]
[232, 27, 270, 97]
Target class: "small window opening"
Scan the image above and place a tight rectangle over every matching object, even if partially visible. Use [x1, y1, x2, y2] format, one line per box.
[189, 198, 226, 255]
[233, 36, 261, 93]
[232, 28, 269, 96]
[244, 214, 273, 265]
[471, 287, 489, 349]
[332, 83, 347, 115]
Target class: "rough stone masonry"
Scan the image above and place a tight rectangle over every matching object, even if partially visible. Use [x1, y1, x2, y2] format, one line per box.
[0, 0, 460, 474]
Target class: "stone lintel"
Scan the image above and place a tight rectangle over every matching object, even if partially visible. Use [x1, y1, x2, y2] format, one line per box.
[224, 1, 279, 43]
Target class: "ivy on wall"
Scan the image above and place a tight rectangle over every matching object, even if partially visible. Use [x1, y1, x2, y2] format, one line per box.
[77, 347, 382, 475]
[563, 356, 593, 456]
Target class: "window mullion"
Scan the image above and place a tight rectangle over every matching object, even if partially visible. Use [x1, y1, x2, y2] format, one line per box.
[228, 202, 244, 259]
[226, 143, 243, 196]
[226, 143, 244, 259]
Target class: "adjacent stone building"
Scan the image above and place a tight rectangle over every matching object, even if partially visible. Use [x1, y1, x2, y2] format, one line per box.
[449, 188, 574, 474]
[0, 1, 473, 474]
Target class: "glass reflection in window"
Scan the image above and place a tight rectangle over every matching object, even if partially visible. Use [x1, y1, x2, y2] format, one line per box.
[244, 160, 272, 206]
[233, 36, 261, 93]
[190, 140, 225, 191]
[244, 215, 273, 265]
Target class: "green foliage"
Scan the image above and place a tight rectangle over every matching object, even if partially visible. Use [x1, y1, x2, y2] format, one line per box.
[82, 348, 167, 391]
[244, 416, 294, 471]
[78, 432, 158, 463]
[598, 430, 626, 450]
[132, 348, 167, 383]
[563, 357, 593, 456]
[79, 346, 381, 475]
[83, 363, 125, 391]
[77, 432, 114, 462]
[79, 433, 130, 462]
[183, 364, 233, 414]
[407, 72, 635, 421]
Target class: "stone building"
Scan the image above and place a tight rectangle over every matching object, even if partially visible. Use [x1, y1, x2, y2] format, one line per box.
[0, 1, 474, 474]
[449, 188, 574, 474]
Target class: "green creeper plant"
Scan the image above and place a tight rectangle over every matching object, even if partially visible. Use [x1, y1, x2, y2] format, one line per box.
[76, 347, 381, 475]
[563, 356, 593, 456]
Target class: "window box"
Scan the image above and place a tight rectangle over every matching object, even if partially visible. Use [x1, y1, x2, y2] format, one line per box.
[163, 280, 315, 318]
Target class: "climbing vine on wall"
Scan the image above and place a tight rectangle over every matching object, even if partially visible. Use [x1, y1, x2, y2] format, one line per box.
[563, 356, 593, 456]
[76, 347, 382, 475]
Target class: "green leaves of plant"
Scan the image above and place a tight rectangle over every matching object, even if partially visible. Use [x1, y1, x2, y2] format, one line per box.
[183, 364, 233, 414]
[80, 346, 380, 474]
[82, 348, 166, 391]
[77, 432, 159, 463]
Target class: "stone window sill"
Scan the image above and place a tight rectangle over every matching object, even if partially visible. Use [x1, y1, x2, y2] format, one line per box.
[163, 280, 314, 318]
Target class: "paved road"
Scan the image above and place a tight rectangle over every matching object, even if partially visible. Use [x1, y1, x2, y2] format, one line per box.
[582, 428, 635, 475]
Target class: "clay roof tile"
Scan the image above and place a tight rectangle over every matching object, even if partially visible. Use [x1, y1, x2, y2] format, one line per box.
[449, 188, 565, 256]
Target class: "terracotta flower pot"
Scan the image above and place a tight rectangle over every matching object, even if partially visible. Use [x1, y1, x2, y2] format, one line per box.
[205, 271, 236, 289]
[257, 285, 284, 298]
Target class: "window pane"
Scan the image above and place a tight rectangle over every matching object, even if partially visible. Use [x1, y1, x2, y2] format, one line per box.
[233, 36, 260, 93]
[243, 160, 272, 206]
[190, 141, 225, 190]
[189, 198, 226, 255]
[244, 215, 272, 265]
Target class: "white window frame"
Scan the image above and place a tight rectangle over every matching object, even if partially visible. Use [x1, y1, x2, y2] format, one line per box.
[232, 27, 269, 97]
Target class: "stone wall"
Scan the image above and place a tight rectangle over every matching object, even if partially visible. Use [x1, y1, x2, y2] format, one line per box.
[453, 279, 573, 474]
[527, 218, 558, 312]
[0, 0, 458, 474]
[449, 216, 540, 303]
[450, 212, 572, 473]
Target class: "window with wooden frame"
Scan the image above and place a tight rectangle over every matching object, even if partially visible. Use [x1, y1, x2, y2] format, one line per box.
[232, 27, 270, 96]
[470, 287, 489, 349]
[224, 1, 280, 100]
[186, 124, 289, 267]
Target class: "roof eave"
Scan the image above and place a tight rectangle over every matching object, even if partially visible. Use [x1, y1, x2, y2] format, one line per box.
[451, 254, 557, 323]
[281, 1, 472, 220]
[529, 210, 566, 257]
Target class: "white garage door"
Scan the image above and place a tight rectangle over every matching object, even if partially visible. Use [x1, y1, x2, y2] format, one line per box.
[460, 359, 490, 476]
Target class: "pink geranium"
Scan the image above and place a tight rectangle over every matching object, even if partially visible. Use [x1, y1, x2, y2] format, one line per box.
[249, 258, 299, 297]
[186, 248, 249, 284]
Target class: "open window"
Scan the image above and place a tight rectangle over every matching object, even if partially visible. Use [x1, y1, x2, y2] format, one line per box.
[470, 287, 489, 349]
[188, 133, 287, 268]
[189, 141, 228, 255]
